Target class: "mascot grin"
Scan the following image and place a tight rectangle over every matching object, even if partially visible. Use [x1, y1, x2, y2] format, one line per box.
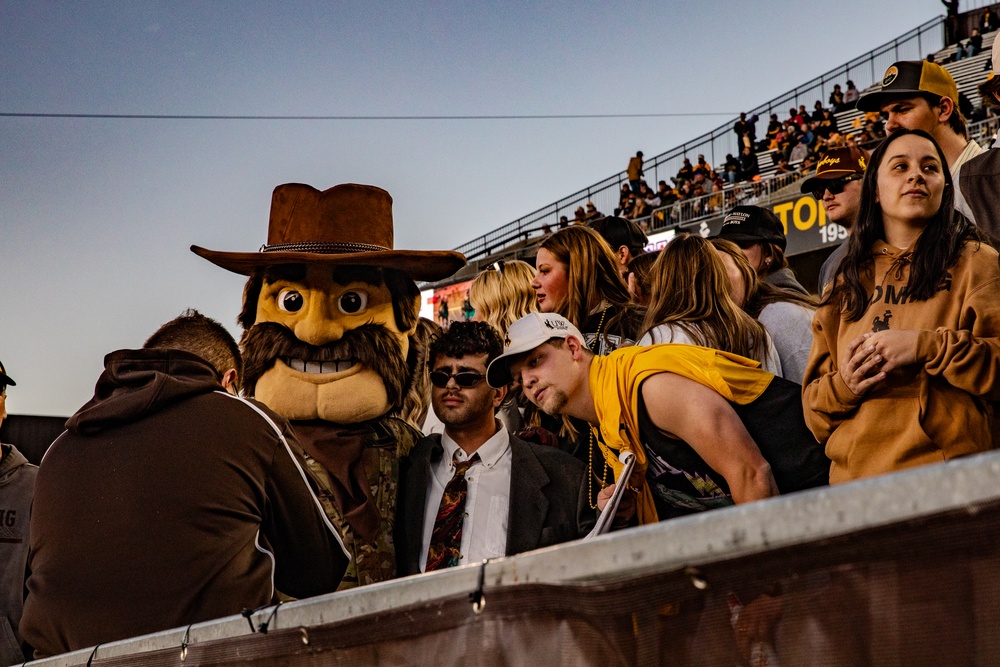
[193, 183, 464, 588]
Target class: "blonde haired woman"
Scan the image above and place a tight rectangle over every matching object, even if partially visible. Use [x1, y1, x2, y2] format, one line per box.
[469, 259, 537, 335]
[533, 226, 642, 355]
[638, 234, 781, 375]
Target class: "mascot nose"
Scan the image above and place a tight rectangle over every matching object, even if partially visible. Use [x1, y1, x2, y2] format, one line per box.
[292, 301, 346, 346]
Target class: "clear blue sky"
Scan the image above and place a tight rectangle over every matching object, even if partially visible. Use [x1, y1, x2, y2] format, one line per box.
[1, 0, 945, 416]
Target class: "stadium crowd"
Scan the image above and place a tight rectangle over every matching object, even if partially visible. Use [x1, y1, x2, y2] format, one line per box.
[3, 43, 1000, 666]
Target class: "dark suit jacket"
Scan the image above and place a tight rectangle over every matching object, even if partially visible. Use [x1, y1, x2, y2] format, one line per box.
[395, 432, 593, 576]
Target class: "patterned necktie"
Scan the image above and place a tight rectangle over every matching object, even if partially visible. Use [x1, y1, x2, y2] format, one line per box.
[425, 452, 480, 571]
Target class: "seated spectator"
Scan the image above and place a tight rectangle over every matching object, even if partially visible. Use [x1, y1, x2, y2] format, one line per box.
[558, 215, 569, 228]
[584, 201, 602, 220]
[640, 182, 661, 208]
[955, 30, 982, 60]
[20, 310, 348, 658]
[487, 313, 828, 525]
[790, 135, 810, 163]
[766, 113, 782, 140]
[829, 85, 845, 112]
[803, 129, 1000, 484]
[713, 205, 810, 296]
[674, 157, 694, 184]
[0, 362, 36, 665]
[637, 234, 781, 375]
[713, 239, 818, 384]
[694, 154, 711, 177]
[620, 192, 637, 219]
[707, 182, 725, 213]
[723, 153, 742, 184]
[774, 157, 794, 175]
[396, 322, 591, 575]
[811, 100, 826, 122]
[843, 79, 860, 106]
[739, 146, 760, 180]
[573, 206, 587, 224]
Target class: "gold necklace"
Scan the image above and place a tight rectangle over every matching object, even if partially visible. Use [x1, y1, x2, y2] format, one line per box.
[587, 305, 611, 510]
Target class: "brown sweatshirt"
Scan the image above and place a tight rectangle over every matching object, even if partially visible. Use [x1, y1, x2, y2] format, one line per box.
[20, 349, 348, 657]
[803, 240, 1000, 484]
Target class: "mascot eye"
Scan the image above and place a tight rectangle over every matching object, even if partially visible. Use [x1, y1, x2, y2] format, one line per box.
[339, 291, 368, 314]
[277, 289, 304, 313]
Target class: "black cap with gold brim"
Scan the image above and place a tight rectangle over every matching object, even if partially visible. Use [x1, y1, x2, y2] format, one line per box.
[856, 60, 959, 112]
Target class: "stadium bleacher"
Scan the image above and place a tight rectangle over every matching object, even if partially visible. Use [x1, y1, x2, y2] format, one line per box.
[426, 15, 999, 291]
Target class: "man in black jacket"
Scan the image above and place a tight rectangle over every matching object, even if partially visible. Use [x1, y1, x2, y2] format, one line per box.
[21, 310, 348, 658]
[396, 322, 592, 575]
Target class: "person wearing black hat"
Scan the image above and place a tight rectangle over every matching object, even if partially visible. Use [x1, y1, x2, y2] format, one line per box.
[588, 216, 648, 278]
[800, 146, 869, 294]
[957, 35, 1000, 241]
[0, 361, 38, 664]
[857, 60, 983, 195]
[713, 205, 809, 295]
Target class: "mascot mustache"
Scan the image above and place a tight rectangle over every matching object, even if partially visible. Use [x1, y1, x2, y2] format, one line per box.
[241, 321, 410, 409]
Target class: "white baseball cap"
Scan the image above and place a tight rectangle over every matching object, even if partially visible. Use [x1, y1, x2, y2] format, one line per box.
[486, 312, 587, 387]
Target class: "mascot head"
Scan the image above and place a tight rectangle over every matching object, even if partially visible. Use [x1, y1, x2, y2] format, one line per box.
[192, 183, 465, 423]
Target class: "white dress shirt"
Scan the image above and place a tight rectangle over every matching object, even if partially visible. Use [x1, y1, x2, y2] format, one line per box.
[418, 423, 512, 572]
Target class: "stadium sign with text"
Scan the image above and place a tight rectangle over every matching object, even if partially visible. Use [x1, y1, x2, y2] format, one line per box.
[678, 192, 848, 256]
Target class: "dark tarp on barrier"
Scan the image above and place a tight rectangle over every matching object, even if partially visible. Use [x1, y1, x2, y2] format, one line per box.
[79, 496, 1000, 667]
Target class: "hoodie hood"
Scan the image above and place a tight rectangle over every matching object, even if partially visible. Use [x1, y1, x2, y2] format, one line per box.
[66, 348, 223, 436]
[0, 443, 32, 482]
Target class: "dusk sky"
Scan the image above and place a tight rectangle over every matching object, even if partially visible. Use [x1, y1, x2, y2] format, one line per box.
[2, 0, 945, 417]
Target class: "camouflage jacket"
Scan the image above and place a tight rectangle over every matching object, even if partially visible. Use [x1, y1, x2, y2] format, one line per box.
[299, 416, 421, 590]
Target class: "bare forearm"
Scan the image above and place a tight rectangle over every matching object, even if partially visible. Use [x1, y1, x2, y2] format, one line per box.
[727, 461, 779, 504]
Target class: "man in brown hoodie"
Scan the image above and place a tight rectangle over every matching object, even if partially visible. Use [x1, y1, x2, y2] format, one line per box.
[20, 310, 348, 658]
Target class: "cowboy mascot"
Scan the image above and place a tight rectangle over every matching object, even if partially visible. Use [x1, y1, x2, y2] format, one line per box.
[193, 183, 464, 588]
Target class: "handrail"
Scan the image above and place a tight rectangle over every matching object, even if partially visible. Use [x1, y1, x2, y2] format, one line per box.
[452, 16, 945, 262]
[434, 113, 999, 288]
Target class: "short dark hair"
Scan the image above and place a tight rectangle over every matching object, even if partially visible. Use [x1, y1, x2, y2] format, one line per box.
[428, 321, 504, 368]
[144, 309, 242, 388]
[588, 216, 648, 255]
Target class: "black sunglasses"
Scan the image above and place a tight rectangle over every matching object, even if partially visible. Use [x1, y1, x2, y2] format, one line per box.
[810, 173, 863, 200]
[429, 371, 487, 388]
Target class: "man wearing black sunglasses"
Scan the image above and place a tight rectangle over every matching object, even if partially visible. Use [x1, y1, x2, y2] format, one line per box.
[800, 146, 868, 295]
[396, 322, 590, 575]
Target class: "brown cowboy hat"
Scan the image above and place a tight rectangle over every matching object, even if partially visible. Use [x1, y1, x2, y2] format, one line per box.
[191, 183, 466, 281]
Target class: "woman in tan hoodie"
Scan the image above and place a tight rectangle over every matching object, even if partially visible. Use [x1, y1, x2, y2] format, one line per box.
[803, 129, 1000, 484]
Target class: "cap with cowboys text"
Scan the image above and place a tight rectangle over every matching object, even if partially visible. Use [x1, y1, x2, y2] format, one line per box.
[856, 60, 959, 112]
[800, 146, 869, 194]
[486, 312, 587, 387]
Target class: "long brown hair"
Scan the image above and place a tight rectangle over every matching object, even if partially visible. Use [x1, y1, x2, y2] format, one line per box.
[711, 239, 817, 318]
[538, 226, 640, 341]
[642, 234, 769, 362]
[833, 128, 980, 321]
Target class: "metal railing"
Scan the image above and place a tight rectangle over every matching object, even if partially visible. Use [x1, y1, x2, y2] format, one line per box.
[453, 16, 946, 262]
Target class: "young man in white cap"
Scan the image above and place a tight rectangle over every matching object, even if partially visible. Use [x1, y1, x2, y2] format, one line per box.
[856, 60, 983, 217]
[957, 35, 1000, 240]
[486, 313, 827, 525]
[799, 146, 869, 294]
